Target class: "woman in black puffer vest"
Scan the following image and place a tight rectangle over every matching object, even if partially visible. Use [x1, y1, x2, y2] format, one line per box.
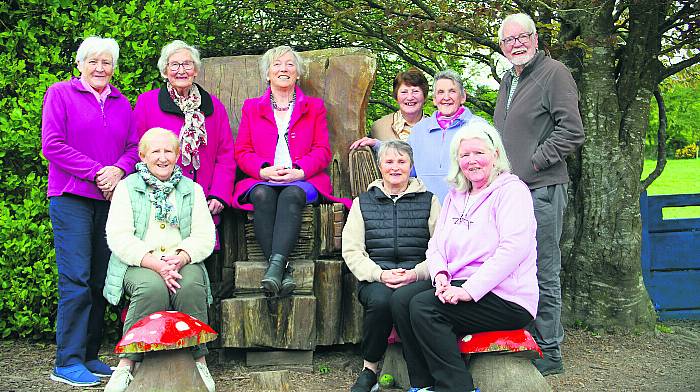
[342, 140, 441, 392]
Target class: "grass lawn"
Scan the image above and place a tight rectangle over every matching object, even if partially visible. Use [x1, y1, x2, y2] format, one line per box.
[642, 159, 700, 219]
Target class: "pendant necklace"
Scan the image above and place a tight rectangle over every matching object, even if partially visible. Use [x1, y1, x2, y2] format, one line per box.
[452, 191, 474, 229]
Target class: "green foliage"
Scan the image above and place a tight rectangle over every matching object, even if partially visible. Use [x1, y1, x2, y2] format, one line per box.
[0, 0, 214, 339]
[655, 323, 674, 334]
[675, 143, 698, 160]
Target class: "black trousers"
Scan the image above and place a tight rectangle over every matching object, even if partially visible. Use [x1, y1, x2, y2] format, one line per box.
[248, 185, 306, 259]
[358, 280, 433, 362]
[392, 281, 533, 391]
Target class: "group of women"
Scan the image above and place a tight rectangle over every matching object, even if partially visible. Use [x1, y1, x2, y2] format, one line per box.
[43, 35, 538, 392]
[43, 37, 345, 392]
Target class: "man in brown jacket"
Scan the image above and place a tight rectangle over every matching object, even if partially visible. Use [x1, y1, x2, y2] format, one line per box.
[493, 13, 585, 376]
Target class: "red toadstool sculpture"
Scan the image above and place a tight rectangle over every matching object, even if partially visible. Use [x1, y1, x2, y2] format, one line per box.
[115, 311, 217, 392]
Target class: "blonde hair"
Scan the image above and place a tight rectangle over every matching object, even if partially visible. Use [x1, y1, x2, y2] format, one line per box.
[446, 121, 511, 192]
[259, 45, 304, 83]
[138, 128, 180, 156]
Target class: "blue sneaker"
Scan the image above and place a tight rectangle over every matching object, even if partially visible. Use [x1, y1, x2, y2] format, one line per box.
[85, 359, 114, 377]
[50, 363, 100, 387]
[407, 388, 433, 392]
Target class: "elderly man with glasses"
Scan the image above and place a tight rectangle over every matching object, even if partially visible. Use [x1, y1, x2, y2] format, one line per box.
[493, 13, 585, 376]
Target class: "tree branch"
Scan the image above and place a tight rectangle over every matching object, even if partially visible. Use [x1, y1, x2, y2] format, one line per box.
[370, 98, 398, 112]
[659, 53, 700, 81]
[640, 88, 667, 191]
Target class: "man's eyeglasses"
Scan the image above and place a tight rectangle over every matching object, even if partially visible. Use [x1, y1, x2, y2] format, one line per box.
[168, 61, 195, 71]
[501, 33, 534, 46]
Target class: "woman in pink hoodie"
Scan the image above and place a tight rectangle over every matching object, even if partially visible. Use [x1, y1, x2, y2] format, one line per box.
[392, 121, 539, 392]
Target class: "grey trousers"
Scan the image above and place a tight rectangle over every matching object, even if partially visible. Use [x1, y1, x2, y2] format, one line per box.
[122, 263, 209, 361]
[529, 183, 567, 360]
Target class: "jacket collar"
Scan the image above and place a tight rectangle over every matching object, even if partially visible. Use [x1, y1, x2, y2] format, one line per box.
[70, 76, 122, 99]
[425, 106, 473, 133]
[255, 85, 309, 128]
[131, 173, 193, 197]
[158, 83, 214, 117]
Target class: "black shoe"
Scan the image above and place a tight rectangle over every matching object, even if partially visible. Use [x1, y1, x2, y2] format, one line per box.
[279, 265, 296, 297]
[261, 254, 286, 296]
[350, 368, 378, 392]
[532, 357, 564, 376]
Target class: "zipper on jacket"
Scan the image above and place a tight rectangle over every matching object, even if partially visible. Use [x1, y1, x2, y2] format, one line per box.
[99, 98, 107, 126]
[393, 199, 399, 262]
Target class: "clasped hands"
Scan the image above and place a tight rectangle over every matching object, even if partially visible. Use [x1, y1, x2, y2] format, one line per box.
[96, 165, 124, 200]
[434, 273, 472, 304]
[380, 268, 417, 289]
[260, 165, 305, 183]
[143, 251, 191, 294]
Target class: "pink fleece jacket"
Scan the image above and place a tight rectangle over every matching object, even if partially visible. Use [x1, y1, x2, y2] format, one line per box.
[427, 172, 539, 317]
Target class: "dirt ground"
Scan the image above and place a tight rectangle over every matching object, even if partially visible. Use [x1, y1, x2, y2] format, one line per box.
[1, 320, 698, 392]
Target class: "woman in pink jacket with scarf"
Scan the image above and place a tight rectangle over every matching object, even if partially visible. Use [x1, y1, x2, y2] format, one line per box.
[233, 45, 350, 298]
[133, 40, 235, 230]
[392, 121, 539, 392]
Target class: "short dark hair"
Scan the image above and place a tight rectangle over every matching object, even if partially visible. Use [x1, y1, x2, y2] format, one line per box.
[392, 67, 429, 100]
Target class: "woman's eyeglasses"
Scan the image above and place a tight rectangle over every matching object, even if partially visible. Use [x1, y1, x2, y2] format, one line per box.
[168, 61, 195, 71]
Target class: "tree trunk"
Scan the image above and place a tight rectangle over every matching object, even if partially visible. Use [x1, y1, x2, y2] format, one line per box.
[559, 1, 667, 330]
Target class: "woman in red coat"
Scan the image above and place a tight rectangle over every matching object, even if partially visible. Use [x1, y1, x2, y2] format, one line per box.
[233, 45, 350, 297]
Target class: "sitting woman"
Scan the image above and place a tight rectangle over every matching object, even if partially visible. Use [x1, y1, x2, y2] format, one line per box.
[393, 121, 539, 392]
[233, 45, 350, 297]
[342, 140, 440, 392]
[103, 128, 216, 392]
[351, 67, 429, 148]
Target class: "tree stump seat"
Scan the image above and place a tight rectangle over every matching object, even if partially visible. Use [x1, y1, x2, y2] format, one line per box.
[382, 329, 551, 391]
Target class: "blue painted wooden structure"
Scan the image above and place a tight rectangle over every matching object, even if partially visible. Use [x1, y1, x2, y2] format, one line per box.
[640, 191, 700, 320]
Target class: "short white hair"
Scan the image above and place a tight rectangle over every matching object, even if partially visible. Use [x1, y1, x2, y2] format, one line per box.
[157, 40, 202, 79]
[75, 36, 119, 67]
[433, 69, 466, 99]
[446, 120, 511, 192]
[498, 13, 537, 41]
[259, 45, 305, 83]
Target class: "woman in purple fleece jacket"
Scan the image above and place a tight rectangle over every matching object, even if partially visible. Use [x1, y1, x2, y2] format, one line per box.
[392, 121, 539, 392]
[42, 36, 139, 387]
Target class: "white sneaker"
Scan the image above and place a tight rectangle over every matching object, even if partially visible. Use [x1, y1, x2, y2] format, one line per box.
[196, 362, 216, 392]
[104, 366, 133, 392]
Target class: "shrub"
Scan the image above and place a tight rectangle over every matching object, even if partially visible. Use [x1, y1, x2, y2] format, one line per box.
[675, 143, 698, 159]
[0, 0, 215, 339]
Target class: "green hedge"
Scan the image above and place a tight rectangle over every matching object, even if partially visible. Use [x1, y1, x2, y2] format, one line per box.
[0, 0, 215, 339]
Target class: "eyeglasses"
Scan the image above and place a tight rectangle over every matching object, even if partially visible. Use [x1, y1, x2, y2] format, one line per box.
[501, 32, 534, 46]
[168, 61, 195, 72]
[86, 60, 113, 69]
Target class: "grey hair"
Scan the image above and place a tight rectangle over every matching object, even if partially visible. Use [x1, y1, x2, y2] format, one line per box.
[377, 139, 414, 168]
[259, 45, 305, 83]
[433, 69, 465, 99]
[157, 40, 202, 79]
[498, 13, 537, 41]
[75, 36, 119, 67]
[446, 120, 511, 192]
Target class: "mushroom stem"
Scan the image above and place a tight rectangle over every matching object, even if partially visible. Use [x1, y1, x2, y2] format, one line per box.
[127, 349, 208, 392]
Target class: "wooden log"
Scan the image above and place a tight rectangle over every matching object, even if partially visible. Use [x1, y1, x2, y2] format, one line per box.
[250, 370, 291, 392]
[349, 146, 381, 198]
[220, 295, 316, 350]
[341, 272, 364, 344]
[234, 260, 314, 295]
[246, 350, 313, 366]
[380, 343, 410, 390]
[469, 353, 552, 392]
[314, 259, 344, 345]
[127, 349, 207, 392]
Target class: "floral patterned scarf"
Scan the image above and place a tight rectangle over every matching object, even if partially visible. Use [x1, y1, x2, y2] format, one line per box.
[167, 81, 207, 170]
[136, 162, 183, 226]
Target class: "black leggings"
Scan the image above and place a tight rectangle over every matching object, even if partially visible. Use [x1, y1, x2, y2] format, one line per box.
[248, 185, 307, 259]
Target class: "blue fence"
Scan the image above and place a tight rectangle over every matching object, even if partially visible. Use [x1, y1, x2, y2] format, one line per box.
[640, 191, 700, 320]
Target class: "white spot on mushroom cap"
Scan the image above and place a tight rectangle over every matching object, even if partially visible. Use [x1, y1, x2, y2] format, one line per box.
[124, 333, 134, 341]
[195, 322, 202, 327]
[175, 321, 190, 331]
[150, 330, 156, 334]
[462, 335, 472, 342]
[150, 313, 162, 319]
[167, 310, 177, 313]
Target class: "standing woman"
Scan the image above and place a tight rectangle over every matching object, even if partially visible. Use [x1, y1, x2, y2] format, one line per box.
[233, 45, 351, 297]
[133, 40, 235, 225]
[42, 36, 139, 386]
